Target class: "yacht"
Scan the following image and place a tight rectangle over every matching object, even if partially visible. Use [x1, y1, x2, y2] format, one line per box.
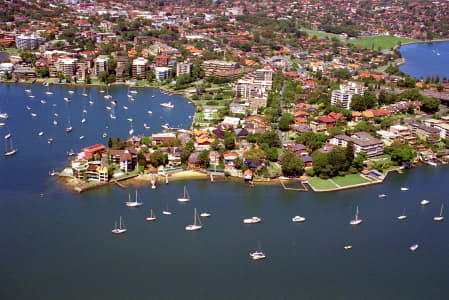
[31, 113, 37, 117]
[344, 245, 353, 250]
[125, 191, 144, 207]
[185, 208, 202, 231]
[145, 209, 157, 222]
[79, 136, 85, 140]
[160, 102, 174, 109]
[0, 113, 8, 119]
[292, 216, 306, 223]
[123, 106, 128, 110]
[26, 106, 31, 110]
[38, 131, 44, 136]
[177, 185, 190, 202]
[200, 212, 211, 218]
[433, 204, 444, 222]
[4, 138, 17, 156]
[243, 216, 262, 224]
[397, 209, 407, 220]
[400, 187, 409, 191]
[64, 97, 71, 103]
[420, 200, 430, 206]
[378, 194, 387, 198]
[350, 206, 362, 225]
[147, 110, 152, 114]
[68, 90, 74, 94]
[111, 216, 127, 234]
[409, 244, 419, 251]
[250, 242, 266, 261]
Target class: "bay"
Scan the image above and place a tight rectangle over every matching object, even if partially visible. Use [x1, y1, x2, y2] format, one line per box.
[0, 83, 448, 299]
[399, 41, 449, 79]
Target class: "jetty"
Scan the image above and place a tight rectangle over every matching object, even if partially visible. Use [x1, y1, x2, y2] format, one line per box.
[280, 180, 308, 192]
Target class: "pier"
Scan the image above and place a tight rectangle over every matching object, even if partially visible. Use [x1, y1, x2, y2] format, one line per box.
[280, 180, 308, 192]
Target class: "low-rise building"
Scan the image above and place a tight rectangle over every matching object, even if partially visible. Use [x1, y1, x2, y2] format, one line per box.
[390, 125, 416, 146]
[151, 133, 177, 145]
[329, 132, 384, 157]
[155, 67, 171, 80]
[176, 61, 192, 77]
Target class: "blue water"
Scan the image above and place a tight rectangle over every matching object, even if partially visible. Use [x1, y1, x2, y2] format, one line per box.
[399, 41, 449, 79]
[0, 84, 448, 299]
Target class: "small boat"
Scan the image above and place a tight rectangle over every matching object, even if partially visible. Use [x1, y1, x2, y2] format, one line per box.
[421, 200, 430, 206]
[145, 209, 157, 222]
[102, 133, 107, 138]
[397, 209, 407, 220]
[0, 123, 5, 127]
[350, 206, 362, 225]
[4, 133, 11, 140]
[123, 106, 128, 110]
[400, 187, 409, 191]
[68, 90, 74, 94]
[64, 97, 71, 103]
[200, 212, 211, 218]
[47, 138, 53, 144]
[243, 216, 262, 224]
[125, 191, 144, 207]
[127, 118, 133, 122]
[344, 245, 353, 250]
[82, 93, 88, 97]
[53, 120, 57, 126]
[67, 149, 75, 156]
[106, 106, 111, 110]
[89, 101, 94, 105]
[81, 118, 86, 124]
[40, 100, 46, 104]
[433, 204, 444, 222]
[38, 131, 44, 136]
[147, 110, 152, 114]
[0, 113, 9, 119]
[185, 208, 202, 231]
[160, 102, 174, 108]
[29, 95, 35, 99]
[31, 113, 37, 117]
[26, 106, 31, 110]
[25, 89, 31, 93]
[250, 242, 266, 261]
[111, 216, 127, 234]
[378, 194, 387, 198]
[144, 123, 150, 130]
[409, 244, 419, 251]
[66, 126, 73, 133]
[177, 185, 190, 202]
[292, 216, 306, 223]
[79, 136, 85, 140]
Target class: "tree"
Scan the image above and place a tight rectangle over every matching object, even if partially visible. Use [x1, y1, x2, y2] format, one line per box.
[279, 113, 294, 131]
[150, 151, 164, 167]
[296, 132, 327, 151]
[363, 91, 377, 109]
[350, 94, 365, 111]
[266, 147, 279, 162]
[420, 97, 440, 113]
[198, 150, 210, 169]
[345, 141, 354, 165]
[257, 130, 281, 148]
[243, 148, 266, 166]
[234, 157, 243, 169]
[281, 151, 304, 177]
[352, 152, 367, 171]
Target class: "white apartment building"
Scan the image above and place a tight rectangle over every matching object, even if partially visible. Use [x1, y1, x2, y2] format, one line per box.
[132, 57, 149, 79]
[94, 55, 109, 76]
[155, 67, 171, 80]
[176, 62, 192, 77]
[57, 58, 77, 77]
[329, 132, 384, 158]
[16, 34, 45, 50]
[331, 81, 365, 109]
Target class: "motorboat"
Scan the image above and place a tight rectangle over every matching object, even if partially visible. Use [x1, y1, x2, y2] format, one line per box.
[99, 90, 105, 93]
[350, 206, 362, 225]
[0, 123, 5, 127]
[125, 191, 143, 207]
[79, 136, 85, 140]
[185, 208, 202, 231]
[38, 131, 44, 136]
[420, 200, 430, 206]
[104, 95, 112, 99]
[160, 102, 174, 108]
[200, 212, 211, 218]
[344, 245, 353, 250]
[45, 91, 53, 95]
[292, 216, 306, 223]
[89, 101, 94, 105]
[177, 185, 190, 202]
[250, 242, 266, 261]
[0, 113, 8, 119]
[147, 110, 152, 114]
[47, 138, 53, 144]
[400, 187, 409, 191]
[111, 216, 127, 234]
[82, 93, 88, 97]
[161, 123, 170, 130]
[130, 90, 137, 94]
[378, 194, 387, 198]
[127, 118, 133, 122]
[110, 100, 117, 106]
[409, 244, 419, 251]
[106, 106, 111, 110]
[243, 217, 262, 224]
[40, 100, 46, 104]
[25, 89, 31, 93]
[433, 204, 444, 222]
[31, 113, 37, 117]
[145, 209, 157, 222]
[64, 97, 71, 103]
[123, 106, 128, 110]
[29, 95, 35, 99]
[68, 90, 74, 94]
[144, 123, 150, 130]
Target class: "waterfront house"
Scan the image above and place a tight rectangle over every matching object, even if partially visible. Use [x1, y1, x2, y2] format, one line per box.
[109, 149, 135, 172]
[243, 169, 253, 181]
[224, 153, 239, 167]
[151, 133, 177, 146]
[209, 151, 221, 165]
[82, 144, 106, 157]
[188, 152, 201, 168]
[390, 125, 416, 146]
[329, 132, 384, 158]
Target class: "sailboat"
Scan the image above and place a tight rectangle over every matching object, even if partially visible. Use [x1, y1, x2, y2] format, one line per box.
[250, 241, 266, 261]
[45, 87, 53, 95]
[177, 185, 190, 202]
[185, 208, 202, 231]
[66, 120, 73, 133]
[145, 209, 157, 221]
[129, 121, 134, 136]
[110, 106, 116, 120]
[162, 204, 172, 215]
[421, 199, 430, 206]
[104, 85, 112, 99]
[111, 216, 127, 234]
[125, 191, 143, 207]
[4, 138, 17, 156]
[397, 208, 407, 220]
[4, 132, 11, 140]
[433, 204, 444, 222]
[350, 206, 363, 225]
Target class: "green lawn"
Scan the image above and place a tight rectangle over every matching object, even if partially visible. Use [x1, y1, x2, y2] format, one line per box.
[301, 28, 341, 40]
[332, 174, 370, 187]
[267, 162, 281, 177]
[3, 48, 19, 54]
[307, 177, 338, 190]
[348, 36, 419, 50]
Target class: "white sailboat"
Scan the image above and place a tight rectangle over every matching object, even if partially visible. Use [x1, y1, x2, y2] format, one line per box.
[200, 212, 211, 217]
[433, 204, 444, 222]
[125, 191, 143, 207]
[4, 138, 17, 156]
[421, 199, 430, 206]
[66, 119, 73, 133]
[162, 203, 172, 215]
[250, 241, 266, 261]
[111, 216, 127, 234]
[397, 208, 407, 220]
[243, 216, 262, 224]
[104, 85, 112, 99]
[185, 208, 202, 231]
[145, 209, 157, 221]
[177, 185, 190, 202]
[350, 206, 362, 225]
[110, 106, 116, 120]
[409, 244, 419, 251]
[129, 121, 134, 136]
[4, 132, 11, 140]
[400, 187, 408, 191]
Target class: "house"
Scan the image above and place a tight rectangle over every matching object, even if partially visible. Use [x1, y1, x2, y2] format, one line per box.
[151, 133, 176, 145]
[209, 151, 221, 165]
[224, 153, 239, 167]
[109, 149, 136, 172]
[405, 121, 440, 144]
[300, 155, 313, 168]
[188, 152, 201, 168]
[82, 144, 106, 157]
[310, 116, 335, 132]
[245, 115, 271, 134]
[222, 116, 240, 127]
[243, 169, 253, 181]
[390, 125, 416, 146]
[329, 132, 384, 158]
